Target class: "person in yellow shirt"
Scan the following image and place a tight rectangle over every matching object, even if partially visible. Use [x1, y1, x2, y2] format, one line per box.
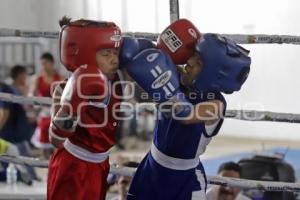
[0, 138, 19, 155]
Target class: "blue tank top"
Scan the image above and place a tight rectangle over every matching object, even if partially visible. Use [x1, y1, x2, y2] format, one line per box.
[153, 91, 226, 160]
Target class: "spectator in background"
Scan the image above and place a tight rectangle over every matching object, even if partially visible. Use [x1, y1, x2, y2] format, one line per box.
[123, 82, 155, 139]
[30, 52, 62, 158]
[206, 162, 251, 200]
[0, 65, 35, 143]
[0, 137, 38, 184]
[11, 65, 29, 95]
[110, 161, 139, 200]
[0, 66, 39, 182]
[0, 137, 20, 181]
[0, 138, 19, 156]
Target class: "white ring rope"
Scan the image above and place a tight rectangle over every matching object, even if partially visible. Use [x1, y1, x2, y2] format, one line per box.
[0, 154, 49, 168]
[221, 33, 300, 45]
[225, 110, 300, 123]
[0, 92, 52, 106]
[207, 175, 300, 192]
[0, 28, 160, 41]
[2, 28, 300, 45]
[0, 28, 59, 39]
[0, 154, 299, 192]
[1, 92, 300, 123]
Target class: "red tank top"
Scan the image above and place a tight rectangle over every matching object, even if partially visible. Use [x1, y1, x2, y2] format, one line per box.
[69, 72, 123, 153]
[36, 73, 61, 97]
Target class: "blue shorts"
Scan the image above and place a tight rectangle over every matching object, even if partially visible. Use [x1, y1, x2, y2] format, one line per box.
[127, 153, 207, 200]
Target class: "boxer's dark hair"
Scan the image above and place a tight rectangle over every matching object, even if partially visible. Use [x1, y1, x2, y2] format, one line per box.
[218, 161, 241, 175]
[59, 16, 72, 28]
[10, 65, 26, 80]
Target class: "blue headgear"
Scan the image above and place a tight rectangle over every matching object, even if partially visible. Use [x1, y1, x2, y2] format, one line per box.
[193, 33, 251, 93]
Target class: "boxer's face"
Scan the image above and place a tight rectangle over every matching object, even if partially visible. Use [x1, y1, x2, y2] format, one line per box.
[16, 71, 27, 86]
[96, 48, 120, 80]
[218, 170, 241, 200]
[180, 54, 203, 87]
[41, 58, 54, 74]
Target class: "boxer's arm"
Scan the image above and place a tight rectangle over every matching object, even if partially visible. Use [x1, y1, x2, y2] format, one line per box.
[49, 82, 66, 148]
[29, 75, 38, 96]
[0, 108, 9, 130]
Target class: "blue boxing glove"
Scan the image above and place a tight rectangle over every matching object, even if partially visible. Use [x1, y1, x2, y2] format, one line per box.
[119, 37, 155, 67]
[126, 48, 192, 118]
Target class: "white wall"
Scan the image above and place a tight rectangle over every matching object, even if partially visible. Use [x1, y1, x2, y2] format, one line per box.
[0, 0, 86, 30]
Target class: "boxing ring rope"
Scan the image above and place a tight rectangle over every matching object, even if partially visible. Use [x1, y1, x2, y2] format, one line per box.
[2, 28, 300, 45]
[0, 154, 299, 192]
[1, 92, 300, 123]
[0, 92, 51, 106]
[225, 110, 300, 123]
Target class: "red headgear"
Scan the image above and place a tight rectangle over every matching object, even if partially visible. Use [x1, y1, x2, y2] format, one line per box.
[60, 20, 122, 72]
[157, 19, 201, 65]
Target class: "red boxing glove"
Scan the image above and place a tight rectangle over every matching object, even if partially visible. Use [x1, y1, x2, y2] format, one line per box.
[51, 65, 108, 139]
[157, 19, 201, 65]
